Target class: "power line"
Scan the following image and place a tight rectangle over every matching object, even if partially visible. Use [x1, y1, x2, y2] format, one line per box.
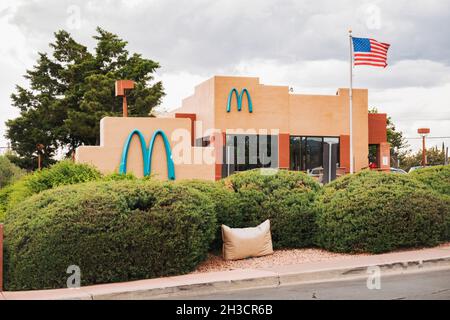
[406, 136, 450, 140]
[396, 119, 450, 122]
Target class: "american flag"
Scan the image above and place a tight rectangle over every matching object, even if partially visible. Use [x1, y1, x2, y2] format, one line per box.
[352, 37, 390, 68]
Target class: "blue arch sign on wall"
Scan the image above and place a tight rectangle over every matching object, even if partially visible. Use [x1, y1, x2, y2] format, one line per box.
[226, 88, 253, 113]
[119, 129, 175, 180]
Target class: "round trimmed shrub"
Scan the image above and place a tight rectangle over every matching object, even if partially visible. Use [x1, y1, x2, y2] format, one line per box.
[410, 165, 450, 196]
[177, 180, 239, 250]
[222, 169, 321, 249]
[22, 160, 102, 193]
[4, 179, 216, 290]
[316, 170, 448, 253]
[410, 165, 450, 240]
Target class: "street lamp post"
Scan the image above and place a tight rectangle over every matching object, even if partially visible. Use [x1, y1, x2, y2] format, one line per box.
[115, 80, 135, 117]
[418, 128, 430, 167]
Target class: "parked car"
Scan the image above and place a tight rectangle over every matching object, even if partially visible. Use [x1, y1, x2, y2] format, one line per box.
[390, 167, 407, 174]
[408, 166, 430, 173]
[308, 167, 323, 177]
[307, 167, 324, 183]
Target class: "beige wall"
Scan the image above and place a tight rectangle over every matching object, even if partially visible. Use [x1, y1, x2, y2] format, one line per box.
[213, 77, 291, 132]
[77, 76, 371, 178]
[176, 77, 216, 138]
[174, 76, 369, 172]
[289, 89, 368, 171]
[76, 117, 216, 180]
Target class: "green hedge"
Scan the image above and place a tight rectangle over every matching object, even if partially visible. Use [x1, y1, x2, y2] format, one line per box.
[4, 163, 450, 290]
[410, 165, 450, 240]
[222, 169, 321, 249]
[0, 155, 25, 189]
[0, 160, 101, 221]
[316, 170, 449, 253]
[177, 180, 239, 250]
[4, 179, 216, 290]
[17, 160, 101, 194]
[410, 165, 450, 196]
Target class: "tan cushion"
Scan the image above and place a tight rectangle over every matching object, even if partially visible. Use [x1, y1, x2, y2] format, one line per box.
[222, 220, 274, 261]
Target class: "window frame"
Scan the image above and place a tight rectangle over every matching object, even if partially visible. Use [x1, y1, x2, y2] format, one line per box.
[224, 134, 278, 175]
[290, 135, 340, 172]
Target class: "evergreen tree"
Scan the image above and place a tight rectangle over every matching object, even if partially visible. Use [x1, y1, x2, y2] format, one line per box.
[6, 27, 164, 170]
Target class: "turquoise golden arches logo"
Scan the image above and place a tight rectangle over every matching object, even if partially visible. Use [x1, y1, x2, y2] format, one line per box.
[226, 88, 253, 113]
[119, 129, 175, 180]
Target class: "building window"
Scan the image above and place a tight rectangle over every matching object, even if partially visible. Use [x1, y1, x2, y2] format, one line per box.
[290, 136, 340, 172]
[223, 134, 278, 177]
[195, 136, 210, 147]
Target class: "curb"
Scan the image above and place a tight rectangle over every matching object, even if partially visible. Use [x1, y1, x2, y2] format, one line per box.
[275, 256, 450, 287]
[90, 271, 281, 300]
[2, 252, 450, 300]
[149, 255, 450, 299]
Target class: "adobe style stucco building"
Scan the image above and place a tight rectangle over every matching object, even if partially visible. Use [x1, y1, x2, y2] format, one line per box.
[75, 76, 390, 181]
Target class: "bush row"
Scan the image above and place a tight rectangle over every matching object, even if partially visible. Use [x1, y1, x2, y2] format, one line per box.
[221, 170, 320, 249]
[179, 170, 320, 250]
[4, 180, 216, 290]
[410, 165, 450, 195]
[0, 160, 102, 221]
[2, 163, 450, 290]
[0, 155, 25, 189]
[315, 170, 450, 253]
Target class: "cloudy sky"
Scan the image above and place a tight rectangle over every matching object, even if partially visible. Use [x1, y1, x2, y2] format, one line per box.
[1, 0, 450, 152]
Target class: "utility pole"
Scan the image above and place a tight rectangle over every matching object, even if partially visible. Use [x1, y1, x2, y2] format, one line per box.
[36, 143, 44, 170]
[446, 147, 449, 165]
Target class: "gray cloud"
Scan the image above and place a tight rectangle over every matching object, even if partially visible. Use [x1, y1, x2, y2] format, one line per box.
[8, 0, 450, 74]
[1, 0, 450, 151]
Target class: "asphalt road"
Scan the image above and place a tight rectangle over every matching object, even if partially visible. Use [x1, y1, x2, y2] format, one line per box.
[168, 268, 450, 300]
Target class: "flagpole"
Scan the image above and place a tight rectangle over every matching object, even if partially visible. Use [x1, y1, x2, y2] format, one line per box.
[349, 29, 354, 174]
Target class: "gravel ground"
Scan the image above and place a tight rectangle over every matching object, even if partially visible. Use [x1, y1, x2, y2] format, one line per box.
[194, 248, 368, 273]
[193, 243, 450, 273]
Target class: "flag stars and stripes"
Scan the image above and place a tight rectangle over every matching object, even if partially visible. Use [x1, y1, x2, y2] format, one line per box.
[352, 37, 390, 68]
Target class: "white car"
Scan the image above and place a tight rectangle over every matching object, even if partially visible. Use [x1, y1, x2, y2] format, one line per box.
[408, 166, 429, 173]
[308, 167, 323, 177]
[390, 167, 407, 174]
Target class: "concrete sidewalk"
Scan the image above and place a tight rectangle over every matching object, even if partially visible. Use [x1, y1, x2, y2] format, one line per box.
[1, 245, 450, 300]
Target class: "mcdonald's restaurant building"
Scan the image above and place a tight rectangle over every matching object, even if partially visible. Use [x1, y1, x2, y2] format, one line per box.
[75, 76, 390, 181]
